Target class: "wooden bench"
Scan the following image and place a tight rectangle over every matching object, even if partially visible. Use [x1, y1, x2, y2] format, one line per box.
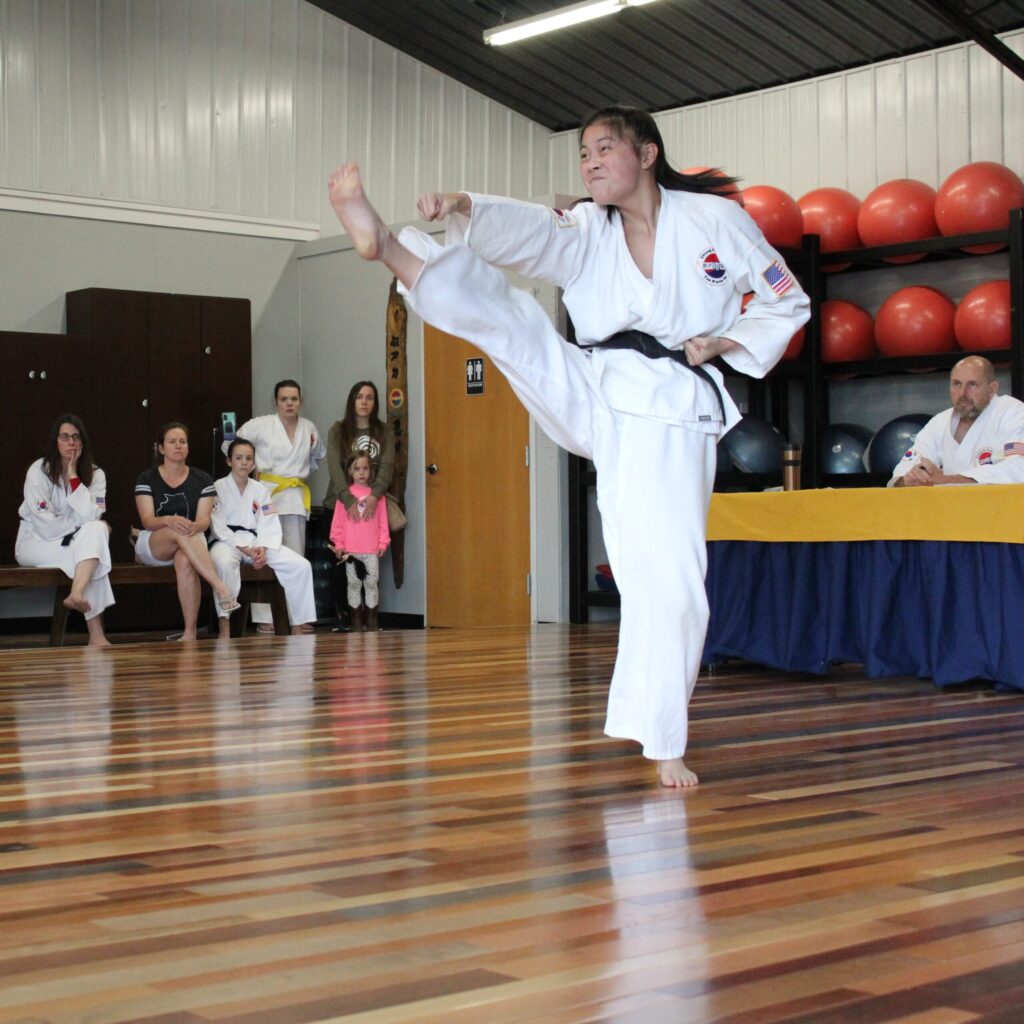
[0, 564, 290, 644]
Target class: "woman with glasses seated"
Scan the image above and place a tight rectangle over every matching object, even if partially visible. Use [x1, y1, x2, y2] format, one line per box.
[15, 413, 114, 646]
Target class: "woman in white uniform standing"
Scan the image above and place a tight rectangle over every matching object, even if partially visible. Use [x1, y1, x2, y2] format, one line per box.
[209, 437, 317, 637]
[328, 106, 809, 787]
[232, 380, 325, 632]
[16, 414, 114, 646]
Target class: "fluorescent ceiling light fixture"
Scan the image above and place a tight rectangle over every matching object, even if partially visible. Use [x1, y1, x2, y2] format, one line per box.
[483, 0, 660, 46]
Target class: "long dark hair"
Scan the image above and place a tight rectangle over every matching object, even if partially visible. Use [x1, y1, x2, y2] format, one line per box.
[42, 413, 95, 487]
[339, 380, 386, 447]
[578, 105, 739, 199]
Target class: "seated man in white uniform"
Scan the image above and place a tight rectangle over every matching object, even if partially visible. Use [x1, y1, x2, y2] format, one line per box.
[889, 356, 1024, 487]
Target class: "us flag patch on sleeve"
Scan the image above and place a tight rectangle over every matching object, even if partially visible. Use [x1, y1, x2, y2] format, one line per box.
[1004, 441, 1024, 457]
[762, 260, 794, 296]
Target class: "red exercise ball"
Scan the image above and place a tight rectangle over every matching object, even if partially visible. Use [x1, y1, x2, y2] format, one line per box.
[935, 161, 1024, 253]
[954, 280, 1011, 351]
[857, 178, 938, 263]
[681, 166, 743, 202]
[798, 187, 862, 270]
[741, 185, 804, 249]
[821, 299, 875, 362]
[875, 286, 957, 357]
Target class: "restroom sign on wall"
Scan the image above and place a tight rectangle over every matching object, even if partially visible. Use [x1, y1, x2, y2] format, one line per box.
[466, 358, 484, 395]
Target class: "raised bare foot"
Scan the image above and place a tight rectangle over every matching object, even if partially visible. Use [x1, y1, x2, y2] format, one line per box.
[658, 757, 699, 788]
[328, 162, 391, 260]
[63, 593, 91, 614]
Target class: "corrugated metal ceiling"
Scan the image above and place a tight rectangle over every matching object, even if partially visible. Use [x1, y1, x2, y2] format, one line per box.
[308, 0, 1024, 131]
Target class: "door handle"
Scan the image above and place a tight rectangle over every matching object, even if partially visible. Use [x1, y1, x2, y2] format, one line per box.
[426, 463, 438, 474]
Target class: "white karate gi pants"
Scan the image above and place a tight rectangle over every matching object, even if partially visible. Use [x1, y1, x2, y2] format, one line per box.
[400, 233, 715, 759]
[250, 514, 307, 625]
[210, 542, 316, 626]
[15, 520, 115, 621]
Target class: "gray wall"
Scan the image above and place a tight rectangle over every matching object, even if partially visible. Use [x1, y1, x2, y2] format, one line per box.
[0, 206, 300, 616]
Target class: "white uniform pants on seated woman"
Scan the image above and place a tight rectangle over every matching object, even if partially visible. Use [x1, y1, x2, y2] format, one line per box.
[209, 542, 316, 626]
[15, 520, 114, 621]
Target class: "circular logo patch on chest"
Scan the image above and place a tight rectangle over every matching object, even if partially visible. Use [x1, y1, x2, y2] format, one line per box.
[699, 247, 728, 284]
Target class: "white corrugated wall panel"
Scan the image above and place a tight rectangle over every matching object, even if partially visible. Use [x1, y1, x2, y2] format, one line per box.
[3, 0, 554, 234]
[156, 0, 186, 209]
[6, 3, 1022, 233]
[294, 0, 322, 225]
[67, 0, 100, 198]
[367, 39, 397, 225]
[548, 28, 1022, 203]
[936, 47, 970, 182]
[184, 0, 215, 211]
[969, 39, 1004, 162]
[127, 0, 159, 203]
[267, 0, 298, 222]
[97, 1, 131, 199]
[873, 63, 905, 183]
[905, 54, 939, 185]
[817, 76, 847, 189]
[5, 0, 40, 189]
[239, 0, 271, 218]
[36, 0, 68, 195]
[788, 81, 820, 200]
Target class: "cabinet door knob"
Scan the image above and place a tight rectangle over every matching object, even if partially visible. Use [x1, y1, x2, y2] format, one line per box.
[142, 398, 149, 408]
[40, 370, 47, 380]
[204, 346, 212, 355]
[426, 463, 439, 474]
[28, 370, 35, 380]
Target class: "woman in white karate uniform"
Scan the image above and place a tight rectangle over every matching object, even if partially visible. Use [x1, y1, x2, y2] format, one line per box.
[16, 414, 113, 646]
[231, 379, 325, 632]
[327, 106, 809, 788]
[209, 437, 317, 637]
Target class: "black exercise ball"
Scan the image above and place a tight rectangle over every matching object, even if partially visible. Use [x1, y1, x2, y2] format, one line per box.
[721, 416, 785, 474]
[865, 414, 931, 475]
[821, 422, 873, 474]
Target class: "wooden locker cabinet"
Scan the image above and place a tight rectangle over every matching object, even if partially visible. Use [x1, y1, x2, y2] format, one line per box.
[0, 331, 95, 561]
[65, 287, 252, 629]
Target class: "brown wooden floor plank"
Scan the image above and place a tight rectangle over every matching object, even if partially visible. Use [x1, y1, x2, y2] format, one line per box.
[1, 625, 1023, 1022]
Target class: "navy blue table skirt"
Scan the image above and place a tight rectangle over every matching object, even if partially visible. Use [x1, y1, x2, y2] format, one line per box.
[703, 540, 1024, 691]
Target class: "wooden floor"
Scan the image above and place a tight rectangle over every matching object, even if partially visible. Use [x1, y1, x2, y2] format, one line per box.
[1, 625, 1023, 1024]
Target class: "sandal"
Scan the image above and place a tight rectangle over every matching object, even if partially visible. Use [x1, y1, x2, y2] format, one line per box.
[256, 623, 276, 635]
[218, 595, 241, 614]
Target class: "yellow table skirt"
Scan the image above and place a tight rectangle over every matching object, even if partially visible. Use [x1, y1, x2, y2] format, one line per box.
[707, 485, 1024, 544]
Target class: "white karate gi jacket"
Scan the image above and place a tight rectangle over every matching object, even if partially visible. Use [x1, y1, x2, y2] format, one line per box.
[231, 414, 325, 518]
[889, 394, 1024, 486]
[447, 188, 810, 432]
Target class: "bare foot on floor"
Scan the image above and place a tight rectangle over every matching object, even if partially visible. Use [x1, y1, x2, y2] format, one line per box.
[87, 637, 112, 647]
[63, 593, 91, 614]
[328, 162, 392, 261]
[658, 757, 699, 788]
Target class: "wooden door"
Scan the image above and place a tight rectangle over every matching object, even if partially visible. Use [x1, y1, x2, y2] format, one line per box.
[424, 325, 530, 627]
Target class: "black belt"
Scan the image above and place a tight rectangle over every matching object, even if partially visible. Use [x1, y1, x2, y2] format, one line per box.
[60, 527, 80, 548]
[208, 523, 252, 550]
[590, 330, 726, 423]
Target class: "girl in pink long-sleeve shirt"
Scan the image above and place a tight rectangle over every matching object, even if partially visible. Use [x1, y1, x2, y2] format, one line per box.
[328, 451, 390, 631]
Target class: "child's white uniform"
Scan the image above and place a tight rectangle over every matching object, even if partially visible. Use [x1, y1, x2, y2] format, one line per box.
[397, 188, 809, 759]
[209, 477, 316, 626]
